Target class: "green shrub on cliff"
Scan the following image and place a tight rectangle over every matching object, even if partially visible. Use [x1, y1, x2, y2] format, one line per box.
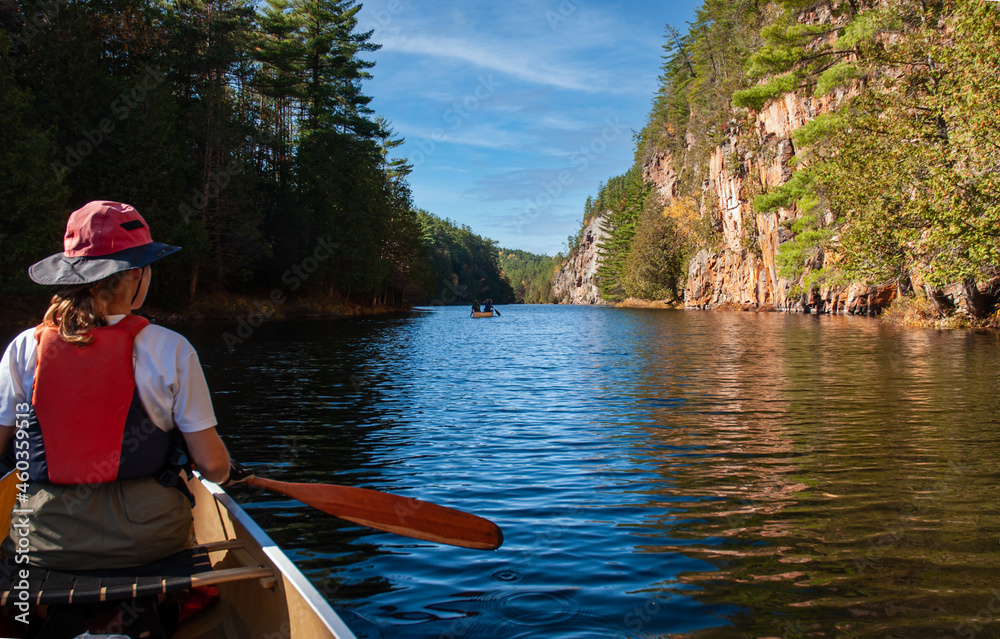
[622, 198, 690, 301]
[595, 168, 649, 301]
[772, 0, 1000, 294]
[734, 0, 1000, 309]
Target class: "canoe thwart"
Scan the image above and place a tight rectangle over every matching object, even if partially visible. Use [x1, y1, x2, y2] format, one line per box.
[0, 543, 276, 605]
[197, 539, 246, 553]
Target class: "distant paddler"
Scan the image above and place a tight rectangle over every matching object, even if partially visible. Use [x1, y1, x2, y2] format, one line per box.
[483, 298, 501, 316]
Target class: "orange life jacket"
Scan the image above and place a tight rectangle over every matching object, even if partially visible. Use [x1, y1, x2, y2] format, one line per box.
[26, 315, 171, 485]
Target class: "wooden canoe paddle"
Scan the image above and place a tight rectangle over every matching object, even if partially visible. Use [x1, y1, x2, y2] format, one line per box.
[245, 476, 503, 550]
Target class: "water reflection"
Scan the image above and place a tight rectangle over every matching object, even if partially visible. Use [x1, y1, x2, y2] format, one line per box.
[610, 314, 1000, 639]
[102, 308, 1000, 637]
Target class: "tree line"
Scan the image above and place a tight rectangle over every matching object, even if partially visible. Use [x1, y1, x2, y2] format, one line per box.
[0, 0, 566, 316]
[497, 249, 559, 304]
[1, 0, 424, 308]
[415, 210, 515, 306]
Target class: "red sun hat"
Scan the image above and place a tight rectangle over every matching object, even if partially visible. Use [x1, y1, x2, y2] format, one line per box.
[29, 201, 181, 285]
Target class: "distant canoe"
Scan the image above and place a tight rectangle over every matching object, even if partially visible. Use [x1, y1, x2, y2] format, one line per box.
[471, 310, 496, 318]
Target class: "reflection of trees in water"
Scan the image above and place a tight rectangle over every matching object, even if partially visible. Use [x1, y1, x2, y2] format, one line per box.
[619, 312, 1000, 637]
[181, 310, 1000, 637]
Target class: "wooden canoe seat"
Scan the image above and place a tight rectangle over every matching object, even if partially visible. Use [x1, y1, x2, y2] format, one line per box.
[0, 540, 274, 606]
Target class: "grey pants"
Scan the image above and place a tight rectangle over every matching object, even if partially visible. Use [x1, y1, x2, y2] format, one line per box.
[3, 477, 194, 570]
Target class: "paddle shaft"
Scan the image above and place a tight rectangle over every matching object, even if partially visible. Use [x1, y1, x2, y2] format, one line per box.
[245, 476, 503, 550]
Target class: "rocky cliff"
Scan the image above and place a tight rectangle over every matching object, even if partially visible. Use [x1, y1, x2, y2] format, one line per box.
[637, 67, 893, 312]
[559, 88, 877, 312]
[556, 2, 993, 316]
[557, 76, 881, 312]
[668, 88, 893, 314]
[553, 213, 609, 304]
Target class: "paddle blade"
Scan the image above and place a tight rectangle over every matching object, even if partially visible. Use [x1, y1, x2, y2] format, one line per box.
[246, 477, 503, 550]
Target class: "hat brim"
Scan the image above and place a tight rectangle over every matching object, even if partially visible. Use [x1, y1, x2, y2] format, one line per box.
[29, 242, 182, 286]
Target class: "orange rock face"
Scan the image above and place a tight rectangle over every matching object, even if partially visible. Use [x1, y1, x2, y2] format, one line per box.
[667, 85, 887, 314]
[558, 3, 895, 314]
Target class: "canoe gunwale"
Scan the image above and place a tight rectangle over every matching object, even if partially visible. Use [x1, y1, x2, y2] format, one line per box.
[194, 475, 357, 639]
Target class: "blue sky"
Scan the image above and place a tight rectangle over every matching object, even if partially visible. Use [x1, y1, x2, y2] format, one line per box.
[354, 0, 704, 256]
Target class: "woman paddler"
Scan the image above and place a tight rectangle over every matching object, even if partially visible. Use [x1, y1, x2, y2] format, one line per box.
[0, 201, 248, 572]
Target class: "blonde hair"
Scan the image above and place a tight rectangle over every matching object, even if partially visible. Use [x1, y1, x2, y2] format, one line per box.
[42, 272, 127, 345]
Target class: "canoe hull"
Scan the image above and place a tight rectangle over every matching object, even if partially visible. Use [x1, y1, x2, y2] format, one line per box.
[0, 470, 355, 638]
[471, 310, 495, 318]
[172, 475, 356, 639]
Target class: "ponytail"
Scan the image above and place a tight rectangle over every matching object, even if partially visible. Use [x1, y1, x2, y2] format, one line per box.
[42, 272, 127, 345]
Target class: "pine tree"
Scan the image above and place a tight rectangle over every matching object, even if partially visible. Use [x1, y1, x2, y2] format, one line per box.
[255, 0, 307, 187]
[296, 0, 379, 137]
[595, 168, 650, 301]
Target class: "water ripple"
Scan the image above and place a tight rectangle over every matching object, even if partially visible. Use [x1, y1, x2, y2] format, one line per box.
[162, 306, 1000, 638]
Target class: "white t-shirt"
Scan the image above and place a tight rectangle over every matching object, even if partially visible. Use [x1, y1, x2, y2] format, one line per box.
[0, 315, 217, 433]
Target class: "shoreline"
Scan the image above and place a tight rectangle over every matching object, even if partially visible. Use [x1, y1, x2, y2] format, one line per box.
[6, 292, 996, 332]
[609, 296, 999, 331]
[613, 298, 684, 310]
[0, 292, 411, 329]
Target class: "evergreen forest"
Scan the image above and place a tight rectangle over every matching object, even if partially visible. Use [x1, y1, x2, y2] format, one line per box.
[0, 0, 500, 315]
[2, 0, 415, 306]
[415, 210, 514, 306]
[0, 0, 560, 318]
[497, 249, 559, 304]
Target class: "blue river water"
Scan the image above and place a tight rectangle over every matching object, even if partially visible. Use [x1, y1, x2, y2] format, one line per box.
[53, 304, 1000, 637]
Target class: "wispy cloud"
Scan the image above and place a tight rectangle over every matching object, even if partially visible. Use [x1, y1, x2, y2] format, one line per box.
[380, 34, 619, 93]
[391, 121, 539, 152]
[356, 0, 703, 254]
